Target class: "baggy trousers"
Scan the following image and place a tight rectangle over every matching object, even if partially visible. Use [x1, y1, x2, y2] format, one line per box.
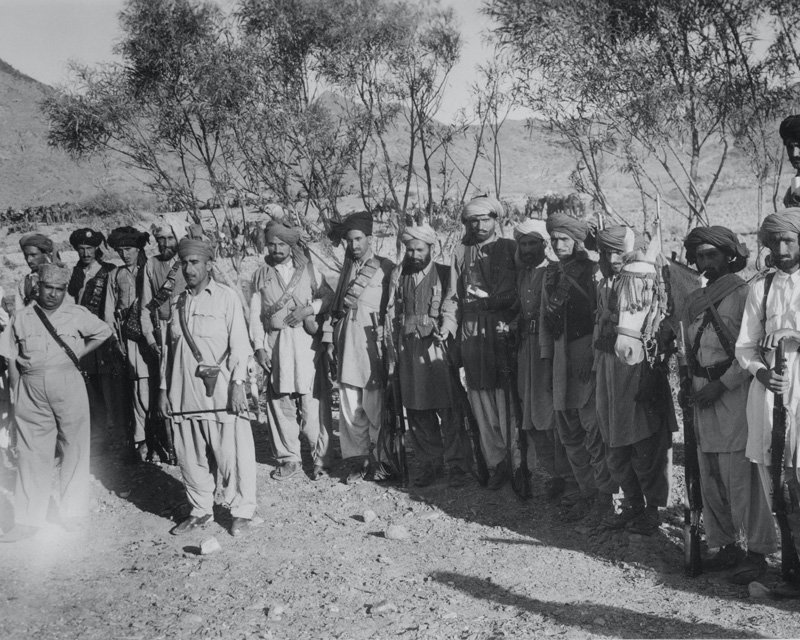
[266, 385, 331, 466]
[14, 367, 90, 527]
[338, 383, 383, 460]
[528, 428, 573, 480]
[173, 416, 257, 519]
[605, 427, 671, 508]
[406, 407, 469, 471]
[466, 387, 516, 470]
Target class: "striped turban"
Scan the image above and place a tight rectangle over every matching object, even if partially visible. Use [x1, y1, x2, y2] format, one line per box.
[595, 225, 644, 254]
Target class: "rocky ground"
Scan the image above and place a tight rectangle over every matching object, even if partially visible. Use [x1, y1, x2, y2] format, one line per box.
[1, 423, 799, 640]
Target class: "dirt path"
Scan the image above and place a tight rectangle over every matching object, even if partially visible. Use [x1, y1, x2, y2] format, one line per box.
[1, 421, 799, 640]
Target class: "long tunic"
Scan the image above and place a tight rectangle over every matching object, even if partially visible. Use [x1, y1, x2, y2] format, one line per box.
[331, 251, 394, 391]
[443, 235, 516, 390]
[165, 279, 252, 424]
[685, 274, 751, 453]
[516, 261, 555, 431]
[594, 275, 660, 447]
[736, 270, 800, 465]
[394, 261, 453, 411]
[104, 264, 149, 377]
[249, 257, 333, 395]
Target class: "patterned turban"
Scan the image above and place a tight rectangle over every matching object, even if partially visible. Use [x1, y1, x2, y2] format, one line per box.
[328, 211, 374, 245]
[265, 221, 302, 246]
[69, 228, 104, 249]
[595, 225, 644, 254]
[177, 237, 215, 261]
[780, 115, 800, 142]
[19, 233, 54, 253]
[108, 226, 150, 250]
[545, 212, 588, 243]
[462, 195, 504, 221]
[151, 213, 188, 241]
[400, 223, 437, 246]
[513, 219, 549, 242]
[684, 226, 749, 274]
[38, 263, 71, 286]
[758, 209, 800, 243]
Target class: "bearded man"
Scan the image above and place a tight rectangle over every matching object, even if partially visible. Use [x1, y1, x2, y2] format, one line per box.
[16, 233, 54, 310]
[326, 211, 394, 484]
[442, 195, 518, 490]
[779, 116, 800, 209]
[513, 219, 574, 501]
[593, 225, 670, 535]
[393, 223, 470, 488]
[540, 213, 616, 521]
[250, 220, 334, 481]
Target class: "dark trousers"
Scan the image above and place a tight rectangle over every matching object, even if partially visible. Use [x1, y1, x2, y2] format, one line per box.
[605, 426, 671, 507]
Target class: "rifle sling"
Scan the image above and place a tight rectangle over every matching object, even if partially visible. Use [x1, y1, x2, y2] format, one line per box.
[260, 261, 307, 320]
[32, 305, 84, 375]
[145, 260, 181, 313]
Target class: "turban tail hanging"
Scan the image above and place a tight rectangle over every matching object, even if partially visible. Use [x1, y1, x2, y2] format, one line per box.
[327, 211, 374, 246]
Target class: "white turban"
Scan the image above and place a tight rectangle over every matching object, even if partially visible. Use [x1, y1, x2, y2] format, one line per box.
[462, 195, 504, 220]
[400, 223, 437, 246]
[152, 213, 188, 241]
[513, 219, 549, 242]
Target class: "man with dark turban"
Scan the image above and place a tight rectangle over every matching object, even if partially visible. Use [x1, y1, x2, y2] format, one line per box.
[513, 220, 576, 502]
[325, 211, 394, 484]
[249, 220, 334, 482]
[391, 223, 470, 488]
[0, 263, 112, 542]
[67, 228, 117, 453]
[139, 214, 190, 467]
[736, 210, 800, 594]
[105, 226, 154, 463]
[15, 233, 54, 310]
[593, 225, 671, 535]
[682, 226, 776, 582]
[158, 237, 256, 537]
[540, 213, 617, 521]
[780, 115, 800, 208]
[442, 195, 518, 490]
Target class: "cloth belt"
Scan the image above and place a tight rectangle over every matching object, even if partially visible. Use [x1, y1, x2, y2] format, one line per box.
[692, 359, 732, 381]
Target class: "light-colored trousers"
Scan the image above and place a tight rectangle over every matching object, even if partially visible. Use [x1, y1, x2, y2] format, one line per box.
[14, 367, 90, 527]
[466, 387, 517, 470]
[338, 383, 383, 460]
[173, 416, 257, 519]
[266, 386, 331, 466]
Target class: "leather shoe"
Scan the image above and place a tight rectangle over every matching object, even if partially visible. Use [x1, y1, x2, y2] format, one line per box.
[729, 551, 767, 585]
[344, 459, 370, 484]
[447, 467, 468, 488]
[310, 464, 326, 481]
[487, 461, 509, 490]
[703, 543, 744, 572]
[171, 513, 212, 535]
[230, 517, 251, 537]
[0, 525, 38, 543]
[271, 461, 301, 481]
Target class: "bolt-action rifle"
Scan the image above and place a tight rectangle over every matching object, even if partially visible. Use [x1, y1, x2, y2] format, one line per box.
[497, 329, 531, 500]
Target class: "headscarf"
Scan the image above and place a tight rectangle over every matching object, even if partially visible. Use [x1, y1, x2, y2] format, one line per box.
[264, 220, 303, 246]
[400, 223, 437, 246]
[462, 195, 504, 221]
[151, 213, 188, 241]
[108, 226, 150, 250]
[38, 263, 71, 286]
[758, 209, 800, 243]
[780, 115, 800, 142]
[595, 225, 644, 254]
[683, 226, 749, 273]
[19, 233, 54, 254]
[513, 219, 548, 242]
[177, 237, 215, 261]
[545, 212, 588, 243]
[69, 228, 105, 249]
[328, 211, 373, 245]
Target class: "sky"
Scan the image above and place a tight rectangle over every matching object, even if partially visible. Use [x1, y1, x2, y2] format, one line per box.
[0, 0, 511, 123]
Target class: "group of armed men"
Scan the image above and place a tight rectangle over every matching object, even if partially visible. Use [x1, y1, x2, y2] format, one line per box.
[4, 118, 800, 596]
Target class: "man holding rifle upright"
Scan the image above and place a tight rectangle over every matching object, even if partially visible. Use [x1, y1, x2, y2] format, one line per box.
[684, 227, 775, 584]
[737, 210, 800, 592]
[392, 223, 471, 488]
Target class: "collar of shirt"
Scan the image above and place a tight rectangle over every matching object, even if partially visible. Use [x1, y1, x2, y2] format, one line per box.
[354, 249, 374, 268]
[274, 259, 296, 282]
[412, 260, 433, 285]
[775, 268, 800, 284]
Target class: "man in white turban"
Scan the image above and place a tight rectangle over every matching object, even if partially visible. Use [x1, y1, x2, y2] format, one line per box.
[393, 223, 471, 487]
[513, 219, 576, 502]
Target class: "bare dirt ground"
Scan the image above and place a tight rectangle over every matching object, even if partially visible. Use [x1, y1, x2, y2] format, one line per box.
[1, 425, 800, 640]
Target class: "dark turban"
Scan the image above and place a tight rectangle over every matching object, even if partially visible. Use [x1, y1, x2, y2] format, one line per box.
[758, 209, 800, 243]
[69, 228, 105, 249]
[108, 226, 149, 250]
[328, 211, 373, 245]
[265, 221, 302, 246]
[462, 195, 504, 221]
[177, 237, 215, 261]
[19, 233, 53, 253]
[780, 115, 800, 142]
[595, 225, 645, 254]
[545, 213, 588, 243]
[684, 226, 749, 274]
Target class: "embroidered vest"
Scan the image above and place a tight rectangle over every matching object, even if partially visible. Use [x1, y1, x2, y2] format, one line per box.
[397, 263, 447, 337]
